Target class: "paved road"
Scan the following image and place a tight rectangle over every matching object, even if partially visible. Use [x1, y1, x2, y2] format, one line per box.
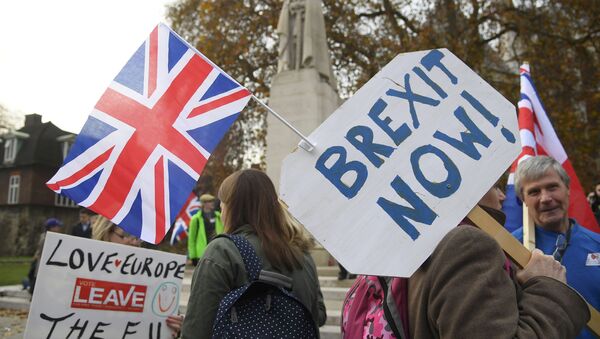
[0, 309, 27, 338]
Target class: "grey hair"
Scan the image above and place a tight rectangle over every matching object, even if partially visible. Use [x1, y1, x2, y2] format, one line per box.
[514, 156, 570, 200]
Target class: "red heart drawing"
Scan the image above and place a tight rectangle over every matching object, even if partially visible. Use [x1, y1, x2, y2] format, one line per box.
[115, 259, 122, 267]
[592, 254, 598, 260]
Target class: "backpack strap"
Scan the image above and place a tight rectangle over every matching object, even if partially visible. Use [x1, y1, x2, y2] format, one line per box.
[379, 276, 407, 339]
[216, 234, 262, 281]
[258, 270, 293, 290]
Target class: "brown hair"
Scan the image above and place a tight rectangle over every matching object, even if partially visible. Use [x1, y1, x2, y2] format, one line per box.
[218, 169, 312, 271]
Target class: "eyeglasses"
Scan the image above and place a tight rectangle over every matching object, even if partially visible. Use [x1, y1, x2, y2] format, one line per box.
[552, 234, 567, 263]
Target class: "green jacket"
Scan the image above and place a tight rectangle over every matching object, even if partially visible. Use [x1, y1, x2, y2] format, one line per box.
[181, 225, 326, 339]
[187, 211, 223, 260]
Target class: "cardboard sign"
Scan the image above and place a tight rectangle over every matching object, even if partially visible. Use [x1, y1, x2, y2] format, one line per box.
[280, 48, 520, 277]
[24, 233, 186, 338]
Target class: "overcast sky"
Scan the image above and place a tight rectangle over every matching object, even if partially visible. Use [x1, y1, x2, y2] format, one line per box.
[0, 0, 175, 133]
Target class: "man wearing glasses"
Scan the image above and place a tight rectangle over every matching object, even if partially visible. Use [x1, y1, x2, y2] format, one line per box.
[512, 156, 600, 339]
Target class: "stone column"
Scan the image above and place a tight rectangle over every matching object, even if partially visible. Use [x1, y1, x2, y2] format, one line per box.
[267, 0, 340, 189]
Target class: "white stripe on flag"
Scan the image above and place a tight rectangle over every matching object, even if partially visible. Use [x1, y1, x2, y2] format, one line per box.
[507, 172, 515, 185]
[518, 99, 532, 111]
[520, 129, 536, 149]
[521, 77, 568, 163]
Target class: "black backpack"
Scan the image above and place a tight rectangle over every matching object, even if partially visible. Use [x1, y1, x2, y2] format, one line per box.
[211, 234, 319, 338]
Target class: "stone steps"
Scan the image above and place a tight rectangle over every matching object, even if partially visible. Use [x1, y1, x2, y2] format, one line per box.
[0, 286, 29, 299]
[0, 285, 30, 311]
[320, 325, 342, 339]
[319, 276, 355, 288]
[321, 286, 350, 301]
[317, 265, 339, 277]
[0, 295, 30, 311]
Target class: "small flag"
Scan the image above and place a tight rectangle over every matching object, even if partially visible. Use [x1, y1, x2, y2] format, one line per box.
[502, 63, 599, 233]
[47, 23, 251, 243]
[170, 193, 201, 245]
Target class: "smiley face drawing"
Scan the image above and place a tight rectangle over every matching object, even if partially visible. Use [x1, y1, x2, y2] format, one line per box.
[152, 282, 179, 316]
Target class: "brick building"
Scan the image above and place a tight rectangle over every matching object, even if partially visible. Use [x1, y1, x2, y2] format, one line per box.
[0, 114, 80, 256]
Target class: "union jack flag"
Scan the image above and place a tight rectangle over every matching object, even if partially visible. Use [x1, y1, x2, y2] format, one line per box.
[47, 23, 251, 243]
[170, 193, 201, 245]
[502, 63, 599, 233]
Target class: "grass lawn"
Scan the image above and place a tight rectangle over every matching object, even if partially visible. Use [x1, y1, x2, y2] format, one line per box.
[0, 257, 31, 286]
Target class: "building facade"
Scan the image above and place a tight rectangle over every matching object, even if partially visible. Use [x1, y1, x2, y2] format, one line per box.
[0, 114, 79, 256]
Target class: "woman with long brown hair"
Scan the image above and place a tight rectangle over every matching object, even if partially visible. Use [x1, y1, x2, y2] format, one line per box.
[181, 169, 326, 338]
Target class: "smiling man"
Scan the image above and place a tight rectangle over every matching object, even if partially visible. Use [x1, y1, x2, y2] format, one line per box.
[512, 156, 600, 339]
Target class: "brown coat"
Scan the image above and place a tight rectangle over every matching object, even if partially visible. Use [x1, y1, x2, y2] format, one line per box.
[407, 225, 590, 338]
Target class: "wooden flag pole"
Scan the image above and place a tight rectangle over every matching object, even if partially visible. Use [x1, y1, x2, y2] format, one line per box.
[522, 204, 536, 250]
[467, 205, 600, 336]
[520, 61, 536, 251]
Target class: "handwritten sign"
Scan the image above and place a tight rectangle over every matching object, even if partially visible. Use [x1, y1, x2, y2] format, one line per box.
[280, 49, 520, 277]
[24, 233, 186, 338]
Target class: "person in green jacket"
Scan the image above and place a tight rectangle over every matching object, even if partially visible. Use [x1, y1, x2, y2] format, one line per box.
[188, 193, 223, 266]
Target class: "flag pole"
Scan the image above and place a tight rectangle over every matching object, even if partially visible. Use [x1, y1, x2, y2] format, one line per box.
[518, 61, 536, 251]
[251, 95, 316, 152]
[522, 203, 536, 250]
[166, 23, 315, 152]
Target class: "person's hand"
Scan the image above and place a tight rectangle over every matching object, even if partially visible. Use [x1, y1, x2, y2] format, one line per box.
[516, 249, 566, 284]
[166, 314, 184, 338]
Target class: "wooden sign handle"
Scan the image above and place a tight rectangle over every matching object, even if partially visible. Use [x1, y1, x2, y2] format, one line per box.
[522, 204, 536, 250]
[467, 205, 600, 337]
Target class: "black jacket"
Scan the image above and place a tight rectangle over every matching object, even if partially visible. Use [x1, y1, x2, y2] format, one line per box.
[71, 222, 92, 238]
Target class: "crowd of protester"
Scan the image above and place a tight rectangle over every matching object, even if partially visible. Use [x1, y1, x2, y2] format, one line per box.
[23, 157, 600, 338]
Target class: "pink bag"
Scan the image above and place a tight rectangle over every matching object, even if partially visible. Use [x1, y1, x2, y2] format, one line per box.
[341, 275, 408, 339]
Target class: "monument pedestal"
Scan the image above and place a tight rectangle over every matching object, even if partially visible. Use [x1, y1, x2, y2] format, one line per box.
[266, 68, 339, 188]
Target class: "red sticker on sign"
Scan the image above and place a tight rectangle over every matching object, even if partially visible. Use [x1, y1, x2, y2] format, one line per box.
[71, 278, 147, 312]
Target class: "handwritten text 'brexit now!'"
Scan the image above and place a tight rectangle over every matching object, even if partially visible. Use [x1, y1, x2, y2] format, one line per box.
[316, 49, 516, 241]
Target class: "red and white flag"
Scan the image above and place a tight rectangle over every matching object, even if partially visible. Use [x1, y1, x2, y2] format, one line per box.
[503, 63, 599, 233]
[170, 193, 201, 245]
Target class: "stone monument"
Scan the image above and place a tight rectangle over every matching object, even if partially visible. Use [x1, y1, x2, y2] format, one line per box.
[266, 0, 340, 188]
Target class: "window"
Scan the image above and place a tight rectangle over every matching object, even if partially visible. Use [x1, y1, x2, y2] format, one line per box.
[7, 174, 20, 204]
[57, 134, 76, 160]
[2, 131, 28, 164]
[3, 138, 18, 163]
[61, 141, 73, 160]
[55, 194, 77, 207]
